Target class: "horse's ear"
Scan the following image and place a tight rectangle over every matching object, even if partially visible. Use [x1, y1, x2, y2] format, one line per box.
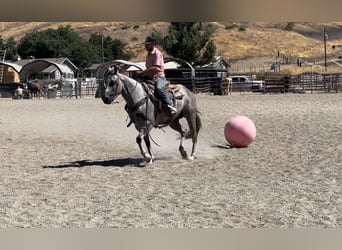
[108, 66, 115, 73]
[108, 65, 120, 74]
[115, 65, 121, 72]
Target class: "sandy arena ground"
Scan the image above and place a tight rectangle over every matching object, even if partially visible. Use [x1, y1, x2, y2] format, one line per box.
[0, 92, 341, 228]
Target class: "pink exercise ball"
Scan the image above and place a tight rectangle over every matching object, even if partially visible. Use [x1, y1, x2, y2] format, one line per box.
[224, 115, 256, 148]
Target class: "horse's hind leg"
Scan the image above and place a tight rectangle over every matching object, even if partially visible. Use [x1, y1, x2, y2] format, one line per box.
[169, 121, 188, 159]
[185, 113, 199, 160]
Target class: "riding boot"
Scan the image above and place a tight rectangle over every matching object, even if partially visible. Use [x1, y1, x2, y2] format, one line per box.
[154, 77, 177, 114]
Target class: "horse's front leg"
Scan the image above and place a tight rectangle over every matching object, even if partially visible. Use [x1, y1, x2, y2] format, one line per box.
[136, 131, 153, 164]
[188, 140, 197, 161]
[143, 134, 155, 164]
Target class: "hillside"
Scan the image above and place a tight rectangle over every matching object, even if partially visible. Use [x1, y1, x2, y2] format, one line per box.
[2, 22, 342, 68]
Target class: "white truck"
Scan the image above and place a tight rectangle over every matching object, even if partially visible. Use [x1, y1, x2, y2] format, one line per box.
[230, 75, 264, 92]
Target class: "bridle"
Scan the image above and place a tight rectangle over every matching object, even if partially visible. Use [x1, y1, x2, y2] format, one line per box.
[104, 68, 123, 103]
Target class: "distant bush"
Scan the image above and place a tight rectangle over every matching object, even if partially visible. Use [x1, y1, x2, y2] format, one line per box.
[238, 26, 246, 32]
[225, 23, 238, 30]
[285, 22, 295, 31]
[133, 25, 139, 30]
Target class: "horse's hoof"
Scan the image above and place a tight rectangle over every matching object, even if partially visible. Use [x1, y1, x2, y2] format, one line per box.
[187, 155, 195, 161]
[143, 154, 154, 164]
[137, 161, 146, 167]
[143, 153, 151, 160]
[181, 152, 188, 159]
[179, 147, 188, 159]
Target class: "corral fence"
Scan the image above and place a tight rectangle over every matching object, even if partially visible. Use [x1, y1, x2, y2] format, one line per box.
[47, 79, 98, 99]
[167, 76, 223, 94]
[165, 67, 227, 95]
[1, 78, 98, 99]
[263, 73, 342, 94]
[3, 73, 342, 99]
[168, 72, 342, 95]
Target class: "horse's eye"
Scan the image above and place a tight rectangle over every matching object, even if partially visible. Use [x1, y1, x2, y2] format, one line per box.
[108, 75, 118, 87]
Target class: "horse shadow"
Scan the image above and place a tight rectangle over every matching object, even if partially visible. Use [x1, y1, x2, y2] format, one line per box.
[43, 157, 146, 169]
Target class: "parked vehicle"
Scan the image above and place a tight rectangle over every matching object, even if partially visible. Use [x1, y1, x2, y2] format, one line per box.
[230, 75, 264, 92]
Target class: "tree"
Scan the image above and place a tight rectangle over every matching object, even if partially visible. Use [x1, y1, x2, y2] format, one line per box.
[0, 35, 5, 49]
[17, 26, 131, 76]
[17, 26, 83, 59]
[4, 37, 17, 60]
[154, 22, 217, 66]
[0, 36, 18, 61]
[88, 34, 131, 63]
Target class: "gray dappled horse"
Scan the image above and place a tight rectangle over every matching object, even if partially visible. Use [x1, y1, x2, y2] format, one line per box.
[100, 66, 201, 163]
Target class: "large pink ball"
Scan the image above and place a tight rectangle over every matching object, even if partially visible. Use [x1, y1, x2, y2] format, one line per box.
[224, 115, 256, 147]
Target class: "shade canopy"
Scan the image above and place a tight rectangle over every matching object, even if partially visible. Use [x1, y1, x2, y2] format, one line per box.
[95, 60, 146, 80]
[19, 59, 74, 82]
[0, 61, 22, 73]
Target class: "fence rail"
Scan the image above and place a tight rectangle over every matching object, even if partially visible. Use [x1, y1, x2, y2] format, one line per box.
[264, 73, 342, 93]
[2, 73, 342, 99]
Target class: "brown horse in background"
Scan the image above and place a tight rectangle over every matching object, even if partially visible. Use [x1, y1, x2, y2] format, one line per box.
[27, 82, 45, 99]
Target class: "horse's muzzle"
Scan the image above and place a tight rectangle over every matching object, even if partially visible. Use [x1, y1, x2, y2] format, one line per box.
[101, 96, 113, 105]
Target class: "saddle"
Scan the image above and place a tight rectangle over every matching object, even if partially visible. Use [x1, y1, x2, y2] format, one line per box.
[142, 80, 184, 114]
[125, 80, 184, 128]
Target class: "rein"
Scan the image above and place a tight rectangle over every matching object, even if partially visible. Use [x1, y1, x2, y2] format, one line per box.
[125, 96, 148, 114]
[107, 72, 160, 147]
[126, 78, 161, 147]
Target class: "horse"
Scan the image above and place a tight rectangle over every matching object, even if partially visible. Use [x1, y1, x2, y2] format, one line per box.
[14, 86, 24, 99]
[99, 66, 202, 164]
[27, 81, 45, 99]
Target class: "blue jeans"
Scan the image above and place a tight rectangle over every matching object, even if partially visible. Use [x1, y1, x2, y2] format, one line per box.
[154, 77, 173, 106]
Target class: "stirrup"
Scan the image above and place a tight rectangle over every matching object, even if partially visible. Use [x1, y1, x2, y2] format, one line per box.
[167, 105, 177, 114]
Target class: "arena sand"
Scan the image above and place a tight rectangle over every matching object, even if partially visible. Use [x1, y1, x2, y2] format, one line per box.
[0, 93, 341, 228]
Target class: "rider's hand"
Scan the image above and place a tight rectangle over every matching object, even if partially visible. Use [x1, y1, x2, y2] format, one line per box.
[133, 70, 144, 80]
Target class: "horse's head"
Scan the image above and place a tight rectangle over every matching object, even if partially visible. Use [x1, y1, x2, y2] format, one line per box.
[101, 66, 123, 104]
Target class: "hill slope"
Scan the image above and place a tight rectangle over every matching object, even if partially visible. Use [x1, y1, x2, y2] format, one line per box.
[1, 22, 342, 65]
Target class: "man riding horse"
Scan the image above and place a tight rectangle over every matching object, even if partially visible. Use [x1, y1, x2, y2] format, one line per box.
[135, 36, 177, 115]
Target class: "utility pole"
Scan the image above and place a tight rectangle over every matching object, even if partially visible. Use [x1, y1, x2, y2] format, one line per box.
[101, 34, 104, 63]
[324, 27, 328, 71]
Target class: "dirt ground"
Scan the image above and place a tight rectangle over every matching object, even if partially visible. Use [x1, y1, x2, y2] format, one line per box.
[0, 92, 341, 228]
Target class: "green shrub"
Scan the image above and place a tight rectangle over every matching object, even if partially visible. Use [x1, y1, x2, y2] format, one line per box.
[285, 22, 295, 31]
[225, 23, 238, 30]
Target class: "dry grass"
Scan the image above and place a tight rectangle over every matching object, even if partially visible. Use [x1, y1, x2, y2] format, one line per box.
[2, 22, 342, 68]
[213, 23, 340, 61]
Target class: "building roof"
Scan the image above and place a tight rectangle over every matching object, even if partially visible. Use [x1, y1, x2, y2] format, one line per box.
[0, 61, 22, 73]
[19, 59, 74, 82]
[95, 60, 145, 79]
[13, 57, 78, 71]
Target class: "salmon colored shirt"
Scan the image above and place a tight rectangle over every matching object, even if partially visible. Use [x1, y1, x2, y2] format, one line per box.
[145, 47, 165, 78]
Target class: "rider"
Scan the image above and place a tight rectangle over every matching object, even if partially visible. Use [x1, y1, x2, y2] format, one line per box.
[136, 36, 177, 114]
